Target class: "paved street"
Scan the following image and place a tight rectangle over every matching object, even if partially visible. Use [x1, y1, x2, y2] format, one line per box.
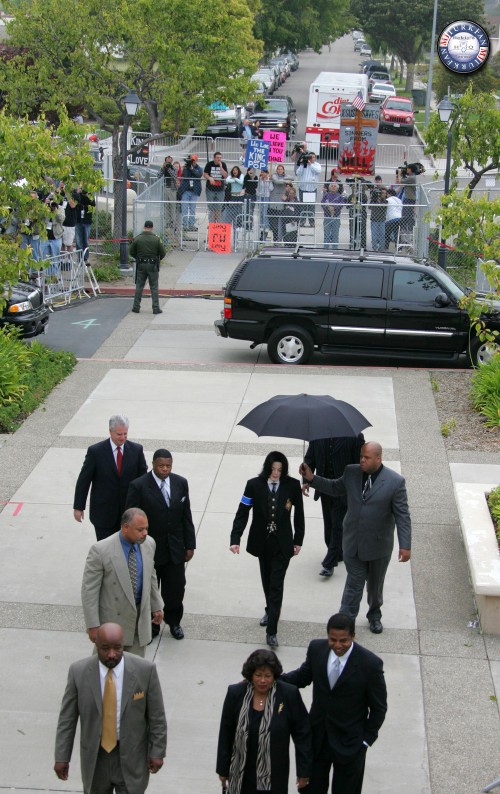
[1, 237, 500, 794]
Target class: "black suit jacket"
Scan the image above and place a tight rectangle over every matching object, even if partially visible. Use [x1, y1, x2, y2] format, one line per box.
[230, 475, 305, 558]
[282, 640, 387, 760]
[125, 471, 196, 565]
[304, 435, 364, 503]
[216, 680, 312, 793]
[73, 439, 148, 528]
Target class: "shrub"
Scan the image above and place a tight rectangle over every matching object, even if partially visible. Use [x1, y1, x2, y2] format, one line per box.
[92, 262, 122, 282]
[470, 358, 500, 428]
[0, 328, 76, 432]
[489, 485, 500, 534]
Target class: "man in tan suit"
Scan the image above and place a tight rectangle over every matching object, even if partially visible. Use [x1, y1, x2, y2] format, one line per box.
[54, 623, 167, 794]
[81, 508, 163, 655]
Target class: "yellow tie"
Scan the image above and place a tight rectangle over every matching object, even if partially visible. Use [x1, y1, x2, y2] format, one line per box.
[101, 669, 117, 752]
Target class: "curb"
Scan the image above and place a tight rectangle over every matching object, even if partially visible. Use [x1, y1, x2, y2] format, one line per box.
[98, 286, 224, 297]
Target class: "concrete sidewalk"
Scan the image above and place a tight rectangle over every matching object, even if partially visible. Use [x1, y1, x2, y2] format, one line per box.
[0, 245, 499, 794]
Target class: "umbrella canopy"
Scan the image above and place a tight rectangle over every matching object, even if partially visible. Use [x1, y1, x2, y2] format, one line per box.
[237, 393, 371, 441]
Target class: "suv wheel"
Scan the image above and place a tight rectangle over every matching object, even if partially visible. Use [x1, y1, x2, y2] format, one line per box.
[470, 337, 499, 367]
[267, 326, 313, 365]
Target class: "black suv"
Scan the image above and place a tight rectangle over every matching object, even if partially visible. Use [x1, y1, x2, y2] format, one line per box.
[249, 96, 297, 138]
[1, 281, 49, 338]
[214, 248, 499, 366]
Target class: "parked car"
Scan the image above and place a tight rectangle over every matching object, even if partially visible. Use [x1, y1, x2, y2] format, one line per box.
[1, 281, 49, 338]
[379, 96, 415, 135]
[360, 44, 372, 57]
[255, 68, 278, 93]
[361, 60, 383, 73]
[352, 30, 364, 39]
[249, 96, 297, 138]
[369, 83, 396, 102]
[269, 57, 290, 81]
[197, 105, 243, 138]
[354, 38, 366, 51]
[365, 63, 390, 78]
[251, 72, 274, 95]
[368, 72, 393, 88]
[214, 248, 499, 367]
[283, 52, 300, 71]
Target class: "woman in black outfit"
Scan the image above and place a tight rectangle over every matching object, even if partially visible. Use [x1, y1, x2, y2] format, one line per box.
[217, 649, 311, 794]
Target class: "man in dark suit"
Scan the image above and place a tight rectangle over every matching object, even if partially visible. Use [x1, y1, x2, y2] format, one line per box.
[230, 451, 305, 648]
[281, 613, 387, 794]
[300, 441, 411, 634]
[54, 622, 167, 794]
[303, 435, 365, 577]
[126, 449, 196, 641]
[73, 415, 148, 540]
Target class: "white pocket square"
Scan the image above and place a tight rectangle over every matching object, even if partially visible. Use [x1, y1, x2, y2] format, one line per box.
[181, 496, 186, 503]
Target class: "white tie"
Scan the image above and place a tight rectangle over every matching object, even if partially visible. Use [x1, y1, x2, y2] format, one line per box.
[328, 656, 341, 689]
[160, 479, 170, 506]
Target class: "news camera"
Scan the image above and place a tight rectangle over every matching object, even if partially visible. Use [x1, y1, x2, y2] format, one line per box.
[396, 162, 426, 178]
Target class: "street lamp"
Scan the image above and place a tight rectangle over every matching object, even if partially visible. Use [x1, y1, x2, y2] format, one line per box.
[436, 95, 457, 270]
[120, 89, 141, 270]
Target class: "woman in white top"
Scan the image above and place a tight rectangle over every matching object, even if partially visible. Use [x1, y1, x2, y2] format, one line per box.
[223, 166, 246, 226]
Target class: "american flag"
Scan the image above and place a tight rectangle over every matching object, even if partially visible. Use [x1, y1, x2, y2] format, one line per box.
[352, 92, 366, 112]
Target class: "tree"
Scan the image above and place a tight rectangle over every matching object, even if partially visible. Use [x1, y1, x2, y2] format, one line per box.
[1, 0, 261, 240]
[424, 87, 500, 195]
[0, 111, 102, 307]
[350, 0, 485, 90]
[435, 191, 499, 352]
[432, 59, 500, 102]
[254, 0, 351, 55]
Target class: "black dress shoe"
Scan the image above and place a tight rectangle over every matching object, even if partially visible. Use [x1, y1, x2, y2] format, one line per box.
[369, 620, 383, 634]
[266, 634, 279, 647]
[259, 614, 268, 627]
[153, 309, 163, 314]
[131, 308, 140, 313]
[170, 625, 184, 640]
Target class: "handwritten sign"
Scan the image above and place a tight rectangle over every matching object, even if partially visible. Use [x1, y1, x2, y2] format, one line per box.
[208, 223, 232, 254]
[262, 130, 286, 162]
[245, 140, 270, 170]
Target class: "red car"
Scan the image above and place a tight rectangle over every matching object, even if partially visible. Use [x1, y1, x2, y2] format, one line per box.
[379, 96, 415, 136]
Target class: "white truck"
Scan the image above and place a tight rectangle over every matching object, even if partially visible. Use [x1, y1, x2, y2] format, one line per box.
[305, 72, 369, 154]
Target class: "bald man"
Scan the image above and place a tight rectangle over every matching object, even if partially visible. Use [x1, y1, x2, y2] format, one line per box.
[300, 442, 411, 634]
[54, 623, 167, 794]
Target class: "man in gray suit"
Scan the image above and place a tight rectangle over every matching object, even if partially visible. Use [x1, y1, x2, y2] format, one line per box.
[54, 623, 167, 794]
[81, 508, 164, 655]
[300, 442, 411, 634]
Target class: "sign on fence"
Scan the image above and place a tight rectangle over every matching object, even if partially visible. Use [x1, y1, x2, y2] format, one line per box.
[338, 104, 380, 176]
[130, 133, 151, 166]
[245, 140, 271, 170]
[262, 131, 286, 162]
[208, 223, 232, 254]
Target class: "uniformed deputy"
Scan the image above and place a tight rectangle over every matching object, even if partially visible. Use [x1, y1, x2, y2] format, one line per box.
[130, 220, 167, 314]
[229, 451, 305, 648]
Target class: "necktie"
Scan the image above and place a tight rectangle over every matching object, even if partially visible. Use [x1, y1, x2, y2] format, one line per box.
[116, 446, 123, 476]
[128, 546, 138, 600]
[328, 656, 341, 689]
[160, 479, 170, 506]
[363, 475, 372, 497]
[101, 669, 117, 752]
[271, 483, 277, 494]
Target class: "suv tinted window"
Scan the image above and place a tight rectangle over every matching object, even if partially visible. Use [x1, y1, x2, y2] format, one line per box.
[392, 270, 442, 302]
[237, 259, 329, 294]
[336, 266, 384, 298]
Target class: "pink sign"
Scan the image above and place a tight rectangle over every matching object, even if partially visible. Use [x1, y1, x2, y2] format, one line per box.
[262, 130, 287, 162]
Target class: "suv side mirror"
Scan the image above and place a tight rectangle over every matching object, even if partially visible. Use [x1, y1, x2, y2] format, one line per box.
[434, 292, 450, 307]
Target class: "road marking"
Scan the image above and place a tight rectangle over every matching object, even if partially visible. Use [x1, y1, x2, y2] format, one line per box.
[71, 319, 101, 329]
[0, 501, 24, 516]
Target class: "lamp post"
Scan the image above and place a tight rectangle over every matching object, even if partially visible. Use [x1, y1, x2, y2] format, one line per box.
[436, 95, 457, 271]
[120, 89, 141, 270]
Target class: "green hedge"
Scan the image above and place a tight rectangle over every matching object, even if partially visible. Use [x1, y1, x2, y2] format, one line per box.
[0, 326, 76, 432]
[470, 357, 500, 428]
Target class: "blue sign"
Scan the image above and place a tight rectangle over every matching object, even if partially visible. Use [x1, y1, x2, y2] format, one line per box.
[245, 140, 271, 170]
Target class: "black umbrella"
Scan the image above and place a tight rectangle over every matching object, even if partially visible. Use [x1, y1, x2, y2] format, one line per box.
[237, 393, 371, 442]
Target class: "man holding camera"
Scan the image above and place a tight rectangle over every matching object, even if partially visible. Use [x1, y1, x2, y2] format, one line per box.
[179, 154, 203, 232]
[295, 151, 321, 227]
[396, 164, 417, 233]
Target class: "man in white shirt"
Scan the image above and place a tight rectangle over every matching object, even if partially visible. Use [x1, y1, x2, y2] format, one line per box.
[54, 623, 167, 794]
[385, 188, 403, 249]
[295, 151, 322, 227]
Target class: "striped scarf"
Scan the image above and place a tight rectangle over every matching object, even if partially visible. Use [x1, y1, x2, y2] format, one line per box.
[228, 682, 276, 794]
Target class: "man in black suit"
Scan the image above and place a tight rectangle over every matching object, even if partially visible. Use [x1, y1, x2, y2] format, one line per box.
[303, 435, 365, 577]
[281, 613, 387, 794]
[230, 451, 305, 648]
[300, 442, 411, 634]
[73, 415, 148, 540]
[126, 449, 196, 640]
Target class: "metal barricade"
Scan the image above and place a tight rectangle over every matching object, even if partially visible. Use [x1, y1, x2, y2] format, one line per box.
[33, 250, 100, 307]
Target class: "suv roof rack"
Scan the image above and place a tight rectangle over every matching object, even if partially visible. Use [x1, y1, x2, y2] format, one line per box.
[260, 245, 409, 265]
